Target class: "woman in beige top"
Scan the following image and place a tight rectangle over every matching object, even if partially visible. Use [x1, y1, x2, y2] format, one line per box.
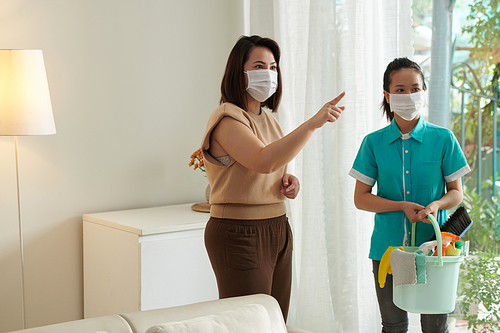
[201, 35, 345, 321]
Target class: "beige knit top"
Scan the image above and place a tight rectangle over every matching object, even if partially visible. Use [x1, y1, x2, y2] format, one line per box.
[201, 103, 287, 220]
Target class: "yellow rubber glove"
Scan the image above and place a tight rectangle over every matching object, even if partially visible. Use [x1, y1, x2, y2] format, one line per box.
[378, 246, 404, 288]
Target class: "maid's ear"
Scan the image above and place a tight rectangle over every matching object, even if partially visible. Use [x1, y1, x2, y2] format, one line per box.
[383, 91, 390, 104]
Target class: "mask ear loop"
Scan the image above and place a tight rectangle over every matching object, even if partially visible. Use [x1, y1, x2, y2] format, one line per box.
[243, 71, 250, 90]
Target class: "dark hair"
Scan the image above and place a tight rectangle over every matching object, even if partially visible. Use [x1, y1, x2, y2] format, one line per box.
[220, 35, 282, 112]
[381, 57, 427, 122]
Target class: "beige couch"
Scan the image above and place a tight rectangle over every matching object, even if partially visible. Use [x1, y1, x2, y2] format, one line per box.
[8, 294, 312, 333]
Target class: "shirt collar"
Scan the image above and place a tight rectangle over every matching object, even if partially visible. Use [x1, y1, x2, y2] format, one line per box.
[387, 116, 426, 144]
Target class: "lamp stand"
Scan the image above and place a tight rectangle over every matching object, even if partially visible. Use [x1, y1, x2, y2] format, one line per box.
[15, 136, 27, 329]
[0, 49, 55, 330]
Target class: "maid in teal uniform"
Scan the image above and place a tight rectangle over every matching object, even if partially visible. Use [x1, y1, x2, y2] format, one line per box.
[349, 57, 470, 333]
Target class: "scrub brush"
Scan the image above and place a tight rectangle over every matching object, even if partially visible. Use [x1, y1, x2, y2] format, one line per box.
[428, 206, 473, 241]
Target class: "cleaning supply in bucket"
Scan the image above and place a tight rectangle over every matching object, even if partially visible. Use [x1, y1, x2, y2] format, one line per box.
[390, 249, 416, 287]
[432, 232, 460, 257]
[378, 246, 404, 288]
[390, 249, 427, 287]
[418, 240, 437, 256]
[415, 250, 427, 283]
[445, 240, 462, 256]
[428, 206, 472, 240]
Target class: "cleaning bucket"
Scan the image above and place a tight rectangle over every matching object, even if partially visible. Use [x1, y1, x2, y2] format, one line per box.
[392, 215, 464, 314]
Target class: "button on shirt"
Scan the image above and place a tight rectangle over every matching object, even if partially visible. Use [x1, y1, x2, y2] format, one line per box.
[349, 117, 470, 260]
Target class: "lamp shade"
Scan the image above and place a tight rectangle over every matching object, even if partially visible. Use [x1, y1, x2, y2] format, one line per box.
[0, 49, 56, 135]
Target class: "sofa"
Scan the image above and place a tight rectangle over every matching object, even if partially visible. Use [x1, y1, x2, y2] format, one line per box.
[8, 294, 312, 333]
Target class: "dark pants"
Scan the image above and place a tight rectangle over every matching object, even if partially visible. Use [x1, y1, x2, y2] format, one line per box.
[372, 260, 449, 333]
[204, 214, 293, 321]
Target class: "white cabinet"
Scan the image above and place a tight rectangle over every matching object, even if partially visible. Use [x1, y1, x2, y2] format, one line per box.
[83, 203, 218, 318]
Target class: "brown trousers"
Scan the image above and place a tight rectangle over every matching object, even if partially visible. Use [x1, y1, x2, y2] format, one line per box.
[204, 214, 293, 321]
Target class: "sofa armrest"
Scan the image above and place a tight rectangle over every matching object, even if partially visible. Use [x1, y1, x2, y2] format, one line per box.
[120, 294, 288, 333]
[286, 325, 314, 333]
[6, 315, 133, 333]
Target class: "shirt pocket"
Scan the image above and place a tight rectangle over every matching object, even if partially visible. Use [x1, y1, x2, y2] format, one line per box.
[418, 160, 442, 188]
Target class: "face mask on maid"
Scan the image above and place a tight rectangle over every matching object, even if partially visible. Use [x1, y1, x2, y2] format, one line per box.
[389, 90, 426, 121]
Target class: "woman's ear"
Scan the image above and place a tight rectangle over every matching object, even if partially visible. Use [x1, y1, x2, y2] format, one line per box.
[383, 90, 390, 104]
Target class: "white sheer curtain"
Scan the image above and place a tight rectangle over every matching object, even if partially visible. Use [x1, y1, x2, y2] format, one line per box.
[248, 1, 413, 332]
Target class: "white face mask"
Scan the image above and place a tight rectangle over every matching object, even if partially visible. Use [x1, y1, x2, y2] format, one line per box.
[244, 69, 278, 102]
[389, 90, 426, 121]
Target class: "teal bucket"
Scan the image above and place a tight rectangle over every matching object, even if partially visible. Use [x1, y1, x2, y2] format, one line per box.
[392, 215, 464, 314]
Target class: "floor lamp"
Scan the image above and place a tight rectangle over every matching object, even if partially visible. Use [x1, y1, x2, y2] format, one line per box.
[0, 50, 56, 329]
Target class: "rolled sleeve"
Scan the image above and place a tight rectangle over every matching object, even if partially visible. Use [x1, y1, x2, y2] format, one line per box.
[349, 168, 376, 186]
[349, 136, 378, 187]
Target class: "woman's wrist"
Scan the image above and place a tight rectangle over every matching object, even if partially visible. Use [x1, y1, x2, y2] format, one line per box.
[303, 117, 319, 131]
[430, 201, 441, 212]
[398, 200, 408, 212]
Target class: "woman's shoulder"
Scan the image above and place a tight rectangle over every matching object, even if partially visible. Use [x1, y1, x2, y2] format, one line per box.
[211, 102, 245, 116]
[202, 103, 251, 157]
[208, 103, 252, 126]
[423, 121, 456, 140]
[424, 121, 452, 132]
[363, 123, 392, 141]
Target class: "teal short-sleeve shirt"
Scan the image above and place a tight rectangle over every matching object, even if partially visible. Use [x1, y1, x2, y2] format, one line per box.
[349, 117, 470, 260]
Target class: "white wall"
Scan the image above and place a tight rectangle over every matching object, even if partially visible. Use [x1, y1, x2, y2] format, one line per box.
[0, 1, 244, 331]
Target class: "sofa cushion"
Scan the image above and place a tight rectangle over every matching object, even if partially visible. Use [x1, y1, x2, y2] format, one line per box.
[144, 304, 272, 333]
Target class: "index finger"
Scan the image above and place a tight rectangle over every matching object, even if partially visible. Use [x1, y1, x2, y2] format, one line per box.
[330, 91, 346, 106]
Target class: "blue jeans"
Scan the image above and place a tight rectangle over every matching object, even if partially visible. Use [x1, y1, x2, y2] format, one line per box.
[372, 260, 449, 333]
